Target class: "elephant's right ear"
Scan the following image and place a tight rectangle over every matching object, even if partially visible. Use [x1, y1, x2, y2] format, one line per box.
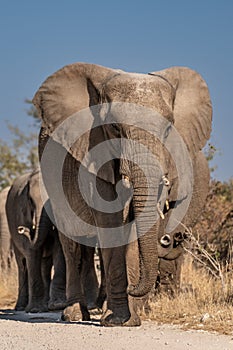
[33, 63, 119, 184]
[33, 62, 117, 131]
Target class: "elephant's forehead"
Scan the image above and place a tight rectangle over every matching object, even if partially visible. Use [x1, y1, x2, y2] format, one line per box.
[107, 71, 164, 87]
[104, 72, 174, 118]
[105, 72, 172, 98]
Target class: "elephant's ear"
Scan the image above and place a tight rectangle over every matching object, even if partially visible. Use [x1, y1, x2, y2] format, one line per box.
[33, 63, 120, 184]
[149, 67, 212, 155]
[13, 173, 30, 197]
[10, 174, 31, 223]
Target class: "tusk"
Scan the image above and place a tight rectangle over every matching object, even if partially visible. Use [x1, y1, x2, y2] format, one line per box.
[17, 226, 32, 242]
[17, 226, 30, 235]
[160, 234, 171, 247]
[18, 226, 25, 234]
[162, 175, 170, 186]
[157, 203, 165, 219]
[122, 175, 131, 189]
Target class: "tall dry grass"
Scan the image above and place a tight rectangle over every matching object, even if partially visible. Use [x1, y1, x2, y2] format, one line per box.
[146, 254, 233, 335]
[0, 270, 17, 309]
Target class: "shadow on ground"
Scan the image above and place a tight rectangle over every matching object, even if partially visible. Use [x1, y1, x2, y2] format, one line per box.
[0, 309, 101, 326]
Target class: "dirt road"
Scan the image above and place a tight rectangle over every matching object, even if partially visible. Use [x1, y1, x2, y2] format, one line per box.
[0, 309, 232, 350]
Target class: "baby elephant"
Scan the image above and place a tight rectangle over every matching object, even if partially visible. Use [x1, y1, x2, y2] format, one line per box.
[6, 169, 66, 312]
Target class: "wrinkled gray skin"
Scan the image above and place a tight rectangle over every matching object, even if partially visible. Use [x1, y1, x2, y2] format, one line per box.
[6, 170, 66, 312]
[33, 63, 212, 326]
[58, 234, 103, 321]
[0, 187, 15, 273]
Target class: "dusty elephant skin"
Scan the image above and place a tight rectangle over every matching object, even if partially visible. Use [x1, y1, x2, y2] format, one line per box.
[0, 187, 15, 274]
[5, 169, 66, 313]
[33, 62, 212, 326]
[58, 234, 104, 322]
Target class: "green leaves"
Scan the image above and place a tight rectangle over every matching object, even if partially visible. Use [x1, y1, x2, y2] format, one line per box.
[0, 101, 39, 190]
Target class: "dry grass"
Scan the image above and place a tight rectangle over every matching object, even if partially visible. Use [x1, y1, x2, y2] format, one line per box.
[145, 255, 233, 335]
[1, 242, 233, 335]
[0, 271, 17, 309]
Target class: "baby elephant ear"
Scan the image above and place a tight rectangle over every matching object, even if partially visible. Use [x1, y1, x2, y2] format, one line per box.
[149, 67, 212, 156]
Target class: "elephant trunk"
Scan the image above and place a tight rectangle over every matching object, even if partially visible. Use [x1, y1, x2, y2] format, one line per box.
[33, 208, 53, 245]
[127, 164, 160, 298]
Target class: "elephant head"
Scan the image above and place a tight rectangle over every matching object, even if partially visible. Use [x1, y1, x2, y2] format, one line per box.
[33, 63, 212, 297]
[11, 169, 53, 245]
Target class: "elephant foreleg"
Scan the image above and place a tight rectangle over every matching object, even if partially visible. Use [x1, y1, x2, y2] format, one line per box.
[100, 246, 130, 326]
[25, 249, 48, 313]
[125, 240, 146, 326]
[13, 245, 28, 311]
[58, 232, 90, 321]
[81, 245, 99, 310]
[92, 178, 132, 326]
[41, 255, 53, 305]
[95, 248, 106, 309]
[48, 236, 66, 311]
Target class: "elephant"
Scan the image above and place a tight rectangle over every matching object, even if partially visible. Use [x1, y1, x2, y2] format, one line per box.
[0, 186, 15, 274]
[5, 169, 67, 312]
[33, 62, 212, 326]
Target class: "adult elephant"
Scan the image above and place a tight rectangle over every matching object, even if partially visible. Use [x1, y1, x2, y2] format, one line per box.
[33, 63, 212, 326]
[0, 187, 15, 274]
[6, 169, 66, 312]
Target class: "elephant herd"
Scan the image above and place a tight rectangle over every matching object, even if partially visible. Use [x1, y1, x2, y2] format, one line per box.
[0, 63, 212, 327]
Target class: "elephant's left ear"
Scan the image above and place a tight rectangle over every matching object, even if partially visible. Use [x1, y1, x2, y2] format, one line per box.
[149, 67, 212, 155]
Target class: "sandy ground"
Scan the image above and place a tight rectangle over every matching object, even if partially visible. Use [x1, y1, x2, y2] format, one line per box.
[0, 309, 232, 350]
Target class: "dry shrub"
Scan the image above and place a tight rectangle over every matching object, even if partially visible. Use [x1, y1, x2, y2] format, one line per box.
[145, 254, 233, 335]
[194, 180, 233, 265]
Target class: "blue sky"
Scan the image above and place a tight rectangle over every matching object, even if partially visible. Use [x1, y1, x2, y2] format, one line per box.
[0, 0, 232, 181]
